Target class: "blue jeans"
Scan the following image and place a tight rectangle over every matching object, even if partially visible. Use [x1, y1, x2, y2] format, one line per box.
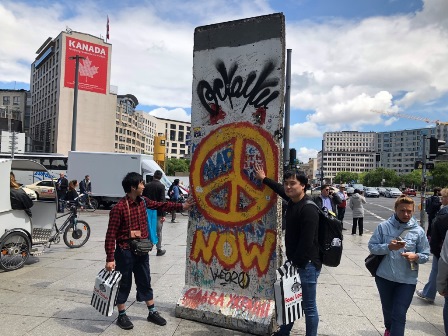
[375, 276, 416, 336]
[277, 262, 320, 336]
[421, 256, 438, 300]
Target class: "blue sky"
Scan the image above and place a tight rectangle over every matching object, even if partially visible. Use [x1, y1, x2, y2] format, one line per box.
[1, 0, 447, 162]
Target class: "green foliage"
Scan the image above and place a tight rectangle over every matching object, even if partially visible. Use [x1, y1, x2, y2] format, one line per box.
[401, 170, 422, 189]
[333, 171, 359, 184]
[430, 162, 448, 188]
[166, 158, 190, 176]
[360, 168, 399, 187]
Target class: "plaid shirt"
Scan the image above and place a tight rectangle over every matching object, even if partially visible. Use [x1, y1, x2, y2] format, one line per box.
[105, 195, 182, 262]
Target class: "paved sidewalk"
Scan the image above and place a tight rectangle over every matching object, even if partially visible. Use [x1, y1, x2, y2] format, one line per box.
[0, 212, 444, 335]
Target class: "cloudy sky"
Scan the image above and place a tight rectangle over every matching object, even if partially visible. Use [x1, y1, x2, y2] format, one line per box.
[1, 0, 447, 162]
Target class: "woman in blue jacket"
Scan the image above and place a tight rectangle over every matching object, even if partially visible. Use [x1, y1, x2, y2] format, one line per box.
[368, 195, 430, 336]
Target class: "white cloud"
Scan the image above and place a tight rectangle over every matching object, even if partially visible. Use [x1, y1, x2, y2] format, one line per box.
[297, 147, 318, 164]
[290, 121, 322, 140]
[148, 107, 191, 122]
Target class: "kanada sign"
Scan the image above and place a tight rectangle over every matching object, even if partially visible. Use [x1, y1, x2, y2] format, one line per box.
[64, 37, 108, 94]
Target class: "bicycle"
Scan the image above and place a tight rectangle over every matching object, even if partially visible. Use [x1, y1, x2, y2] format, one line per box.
[48, 203, 91, 248]
[77, 193, 99, 212]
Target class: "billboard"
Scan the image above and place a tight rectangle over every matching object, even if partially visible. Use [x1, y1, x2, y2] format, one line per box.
[64, 37, 108, 94]
[176, 13, 285, 335]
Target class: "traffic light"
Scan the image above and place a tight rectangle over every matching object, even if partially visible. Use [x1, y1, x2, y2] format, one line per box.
[289, 148, 296, 165]
[429, 137, 446, 160]
[414, 160, 423, 169]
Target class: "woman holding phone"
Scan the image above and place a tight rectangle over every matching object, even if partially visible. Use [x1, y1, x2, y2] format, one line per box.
[368, 195, 430, 336]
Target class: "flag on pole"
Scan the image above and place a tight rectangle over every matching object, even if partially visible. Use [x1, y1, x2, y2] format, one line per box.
[106, 16, 110, 41]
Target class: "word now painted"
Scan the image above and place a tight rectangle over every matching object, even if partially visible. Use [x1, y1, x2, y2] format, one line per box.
[181, 287, 271, 319]
[190, 229, 276, 276]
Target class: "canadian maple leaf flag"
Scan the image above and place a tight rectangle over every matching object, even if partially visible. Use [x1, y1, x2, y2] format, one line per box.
[106, 16, 110, 40]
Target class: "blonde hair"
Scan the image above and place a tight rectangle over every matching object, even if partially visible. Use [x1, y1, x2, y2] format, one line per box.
[441, 188, 448, 198]
[10, 172, 20, 189]
[394, 194, 414, 210]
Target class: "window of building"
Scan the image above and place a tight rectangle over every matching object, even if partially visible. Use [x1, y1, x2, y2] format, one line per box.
[170, 124, 176, 129]
[171, 149, 177, 154]
[170, 130, 176, 141]
[2, 96, 10, 105]
[178, 131, 184, 142]
[13, 96, 20, 105]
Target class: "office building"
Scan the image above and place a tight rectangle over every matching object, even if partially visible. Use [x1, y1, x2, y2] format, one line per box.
[377, 127, 436, 174]
[318, 131, 377, 183]
[30, 30, 116, 153]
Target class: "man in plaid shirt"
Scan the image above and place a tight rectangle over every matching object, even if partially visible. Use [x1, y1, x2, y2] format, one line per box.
[104, 172, 194, 330]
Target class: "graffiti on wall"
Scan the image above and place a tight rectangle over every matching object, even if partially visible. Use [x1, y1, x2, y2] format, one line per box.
[190, 122, 278, 226]
[181, 287, 273, 320]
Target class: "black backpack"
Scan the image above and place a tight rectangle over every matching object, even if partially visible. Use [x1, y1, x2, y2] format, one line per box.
[304, 200, 343, 267]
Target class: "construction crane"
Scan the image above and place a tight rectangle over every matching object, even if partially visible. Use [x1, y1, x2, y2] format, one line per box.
[370, 109, 448, 126]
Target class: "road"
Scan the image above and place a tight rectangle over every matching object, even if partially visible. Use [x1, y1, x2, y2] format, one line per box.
[343, 195, 426, 234]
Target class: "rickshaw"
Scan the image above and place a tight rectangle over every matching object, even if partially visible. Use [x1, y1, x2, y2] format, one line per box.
[0, 158, 58, 271]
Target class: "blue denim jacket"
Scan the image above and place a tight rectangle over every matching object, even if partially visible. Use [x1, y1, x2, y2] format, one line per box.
[368, 215, 430, 284]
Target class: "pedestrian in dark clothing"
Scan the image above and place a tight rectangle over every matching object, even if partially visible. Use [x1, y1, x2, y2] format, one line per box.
[142, 170, 167, 256]
[417, 188, 448, 303]
[104, 172, 193, 330]
[56, 172, 69, 213]
[79, 175, 91, 194]
[426, 187, 442, 237]
[255, 164, 321, 336]
[168, 179, 180, 223]
[336, 184, 348, 230]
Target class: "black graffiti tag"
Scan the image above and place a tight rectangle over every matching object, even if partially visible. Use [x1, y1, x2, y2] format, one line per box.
[210, 267, 250, 289]
[197, 60, 280, 116]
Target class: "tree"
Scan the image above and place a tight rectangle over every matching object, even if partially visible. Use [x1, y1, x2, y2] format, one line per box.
[333, 171, 359, 185]
[360, 168, 399, 187]
[166, 158, 190, 176]
[401, 170, 422, 189]
[430, 162, 448, 188]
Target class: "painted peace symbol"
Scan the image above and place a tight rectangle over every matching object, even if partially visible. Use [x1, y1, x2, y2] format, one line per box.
[191, 122, 279, 226]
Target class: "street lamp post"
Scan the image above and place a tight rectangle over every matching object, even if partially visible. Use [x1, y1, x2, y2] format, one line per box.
[68, 55, 85, 151]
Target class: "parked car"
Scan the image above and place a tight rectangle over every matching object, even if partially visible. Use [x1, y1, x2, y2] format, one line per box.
[364, 187, 380, 198]
[385, 187, 403, 198]
[21, 186, 37, 200]
[402, 188, 417, 197]
[307, 186, 338, 195]
[25, 180, 56, 200]
[346, 186, 355, 196]
[376, 187, 387, 196]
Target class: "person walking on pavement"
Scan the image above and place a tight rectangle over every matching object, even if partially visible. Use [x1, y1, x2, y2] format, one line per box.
[350, 189, 366, 236]
[168, 179, 180, 223]
[336, 184, 348, 230]
[254, 164, 321, 336]
[368, 195, 430, 336]
[416, 188, 448, 303]
[142, 170, 167, 256]
[56, 172, 68, 213]
[312, 184, 341, 214]
[104, 172, 194, 330]
[426, 187, 442, 238]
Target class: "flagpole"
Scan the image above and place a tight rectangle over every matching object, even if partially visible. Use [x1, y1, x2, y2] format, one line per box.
[106, 15, 109, 43]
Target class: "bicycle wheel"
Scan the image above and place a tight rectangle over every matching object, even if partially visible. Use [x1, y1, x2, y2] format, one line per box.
[63, 220, 91, 248]
[85, 198, 98, 212]
[0, 231, 31, 271]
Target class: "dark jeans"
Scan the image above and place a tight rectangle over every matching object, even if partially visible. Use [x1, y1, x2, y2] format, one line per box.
[352, 217, 364, 235]
[444, 296, 448, 336]
[375, 276, 416, 336]
[277, 262, 320, 336]
[337, 207, 345, 223]
[114, 246, 153, 304]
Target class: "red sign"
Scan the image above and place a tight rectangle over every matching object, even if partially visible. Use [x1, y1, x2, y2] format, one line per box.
[64, 37, 108, 94]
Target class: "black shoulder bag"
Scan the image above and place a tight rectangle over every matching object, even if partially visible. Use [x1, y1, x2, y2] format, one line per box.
[126, 199, 153, 256]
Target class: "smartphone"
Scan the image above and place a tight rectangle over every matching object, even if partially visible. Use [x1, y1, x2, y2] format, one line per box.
[396, 237, 406, 246]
